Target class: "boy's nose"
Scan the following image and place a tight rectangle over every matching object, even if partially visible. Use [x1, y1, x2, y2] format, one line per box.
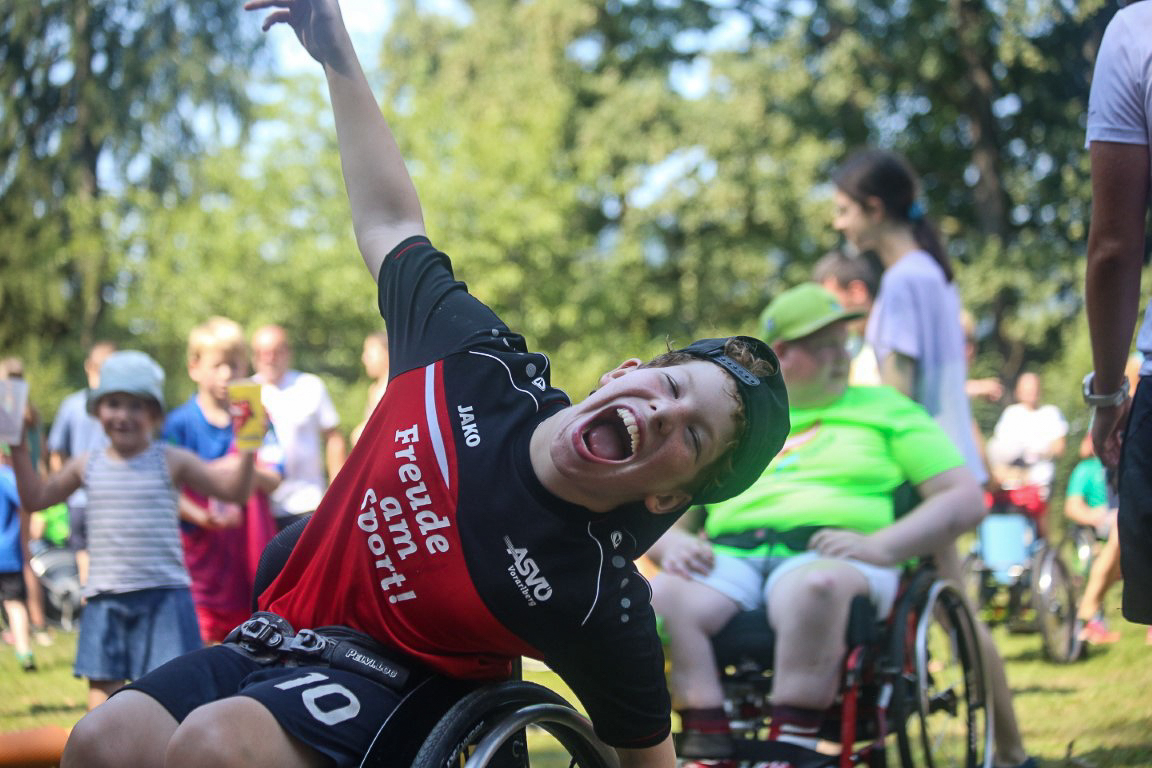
[649, 398, 686, 433]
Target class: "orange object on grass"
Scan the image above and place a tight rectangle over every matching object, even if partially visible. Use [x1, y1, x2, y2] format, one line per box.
[0, 725, 70, 767]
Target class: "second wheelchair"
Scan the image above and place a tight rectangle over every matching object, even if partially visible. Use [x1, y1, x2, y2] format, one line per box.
[961, 489, 1082, 663]
[675, 563, 992, 768]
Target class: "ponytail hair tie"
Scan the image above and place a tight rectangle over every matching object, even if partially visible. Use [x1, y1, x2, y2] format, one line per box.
[907, 201, 925, 221]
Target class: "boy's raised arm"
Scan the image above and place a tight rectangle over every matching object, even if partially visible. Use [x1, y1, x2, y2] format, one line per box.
[166, 445, 257, 505]
[245, 0, 426, 281]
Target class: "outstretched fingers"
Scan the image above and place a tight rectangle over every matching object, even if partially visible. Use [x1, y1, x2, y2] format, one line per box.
[243, 0, 303, 32]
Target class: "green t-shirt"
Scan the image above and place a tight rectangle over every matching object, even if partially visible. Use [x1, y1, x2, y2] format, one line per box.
[1066, 457, 1108, 509]
[704, 386, 965, 556]
[35, 502, 70, 548]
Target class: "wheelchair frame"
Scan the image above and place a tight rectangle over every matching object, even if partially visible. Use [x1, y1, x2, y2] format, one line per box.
[961, 508, 1083, 664]
[679, 564, 992, 768]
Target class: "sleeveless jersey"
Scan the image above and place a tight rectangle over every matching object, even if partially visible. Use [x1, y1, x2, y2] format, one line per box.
[83, 443, 190, 597]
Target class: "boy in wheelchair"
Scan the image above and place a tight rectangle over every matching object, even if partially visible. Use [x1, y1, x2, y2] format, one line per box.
[58, 2, 793, 768]
[648, 284, 986, 768]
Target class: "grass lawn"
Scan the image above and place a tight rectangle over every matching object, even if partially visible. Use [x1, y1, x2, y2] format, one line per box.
[2, 614, 1151, 767]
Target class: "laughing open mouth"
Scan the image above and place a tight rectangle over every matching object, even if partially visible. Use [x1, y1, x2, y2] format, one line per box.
[582, 407, 639, 461]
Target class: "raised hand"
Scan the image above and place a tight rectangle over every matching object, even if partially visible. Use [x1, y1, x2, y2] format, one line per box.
[244, 0, 350, 69]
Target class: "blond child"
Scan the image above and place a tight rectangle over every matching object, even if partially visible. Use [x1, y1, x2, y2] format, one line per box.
[6, 350, 256, 710]
[164, 317, 280, 644]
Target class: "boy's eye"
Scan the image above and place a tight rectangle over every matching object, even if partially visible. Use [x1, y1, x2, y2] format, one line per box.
[664, 373, 680, 398]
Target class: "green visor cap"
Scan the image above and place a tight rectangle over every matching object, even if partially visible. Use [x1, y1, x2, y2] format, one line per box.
[759, 283, 865, 344]
[673, 336, 790, 505]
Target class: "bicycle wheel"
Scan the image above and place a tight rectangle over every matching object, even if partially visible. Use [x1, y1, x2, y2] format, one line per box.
[1035, 547, 1084, 663]
[412, 680, 618, 768]
[894, 580, 991, 768]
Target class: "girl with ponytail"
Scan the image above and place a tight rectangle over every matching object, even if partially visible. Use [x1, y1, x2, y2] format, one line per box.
[831, 149, 1037, 768]
[831, 148, 970, 447]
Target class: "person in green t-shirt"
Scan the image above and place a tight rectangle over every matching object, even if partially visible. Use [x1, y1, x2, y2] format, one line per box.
[648, 284, 985, 768]
[1065, 434, 1115, 541]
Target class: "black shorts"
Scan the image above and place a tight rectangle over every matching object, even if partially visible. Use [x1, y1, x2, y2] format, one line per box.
[124, 645, 407, 767]
[0, 571, 27, 602]
[1120, 376, 1152, 624]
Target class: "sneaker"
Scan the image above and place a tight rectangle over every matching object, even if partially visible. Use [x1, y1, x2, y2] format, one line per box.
[17, 653, 37, 672]
[32, 627, 54, 647]
[1078, 618, 1121, 644]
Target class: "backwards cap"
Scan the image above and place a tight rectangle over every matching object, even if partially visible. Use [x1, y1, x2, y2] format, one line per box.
[672, 336, 789, 504]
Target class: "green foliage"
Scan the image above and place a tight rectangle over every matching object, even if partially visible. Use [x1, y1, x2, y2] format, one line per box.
[0, 0, 265, 414]
[0, 0, 1139, 431]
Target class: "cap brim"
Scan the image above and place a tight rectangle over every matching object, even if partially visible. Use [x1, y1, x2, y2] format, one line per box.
[777, 308, 865, 343]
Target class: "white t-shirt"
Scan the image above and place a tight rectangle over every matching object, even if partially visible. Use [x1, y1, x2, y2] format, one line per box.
[987, 402, 1069, 490]
[257, 369, 341, 517]
[866, 250, 985, 484]
[1086, 1, 1152, 375]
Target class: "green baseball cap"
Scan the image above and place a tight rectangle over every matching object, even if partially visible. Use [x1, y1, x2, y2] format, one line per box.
[759, 283, 865, 344]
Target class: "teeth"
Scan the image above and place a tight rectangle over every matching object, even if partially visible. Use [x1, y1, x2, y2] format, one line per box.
[617, 408, 639, 456]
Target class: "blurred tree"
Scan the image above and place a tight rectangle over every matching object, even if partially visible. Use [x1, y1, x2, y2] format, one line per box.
[0, 0, 265, 401]
[116, 77, 380, 428]
[787, 0, 1114, 380]
[362, 0, 1119, 395]
[1, 0, 1131, 433]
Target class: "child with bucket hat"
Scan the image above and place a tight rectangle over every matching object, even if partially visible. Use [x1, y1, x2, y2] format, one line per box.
[4, 350, 258, 711]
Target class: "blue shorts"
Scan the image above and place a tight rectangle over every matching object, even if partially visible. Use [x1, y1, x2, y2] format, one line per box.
[125, 644, 415, 767]
[74, 588, 202, 681]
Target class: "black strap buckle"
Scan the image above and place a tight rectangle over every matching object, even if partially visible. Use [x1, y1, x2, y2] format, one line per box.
[223, 614, 414, 692]
[286, 628, 329, 656]
[227, 612, 295, 655]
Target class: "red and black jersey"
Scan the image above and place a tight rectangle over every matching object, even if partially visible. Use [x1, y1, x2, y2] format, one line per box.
[259, 237, 671, 749]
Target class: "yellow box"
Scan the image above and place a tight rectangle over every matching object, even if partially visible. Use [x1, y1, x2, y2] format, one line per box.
[227, 380, 265, 451]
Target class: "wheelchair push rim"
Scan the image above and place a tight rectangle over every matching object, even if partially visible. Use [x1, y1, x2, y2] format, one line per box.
[894, 579, 992, 768]
[1034, 548, 1085, 664]
[411, 679, 618, 768]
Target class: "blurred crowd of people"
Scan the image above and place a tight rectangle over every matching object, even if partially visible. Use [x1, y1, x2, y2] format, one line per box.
[0, 323, 388, 698]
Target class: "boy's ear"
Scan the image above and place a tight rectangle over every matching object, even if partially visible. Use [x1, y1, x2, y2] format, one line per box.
[597, 358, 644, 388]
[644, 490, 692, 516]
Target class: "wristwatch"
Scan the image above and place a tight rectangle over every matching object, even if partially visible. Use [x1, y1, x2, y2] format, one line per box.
[1082, 372, 1130, 408]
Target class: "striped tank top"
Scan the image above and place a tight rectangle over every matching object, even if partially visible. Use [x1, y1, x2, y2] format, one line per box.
[82, 442, 190, 597]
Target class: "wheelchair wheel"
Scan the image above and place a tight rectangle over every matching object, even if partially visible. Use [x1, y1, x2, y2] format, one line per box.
[1034, 547, 1084, 663]
[894, 579, 991, 768]
[1057, 526, 1097, 593]
[412, 680, 618, 768]
[958, 552, 986, 615]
